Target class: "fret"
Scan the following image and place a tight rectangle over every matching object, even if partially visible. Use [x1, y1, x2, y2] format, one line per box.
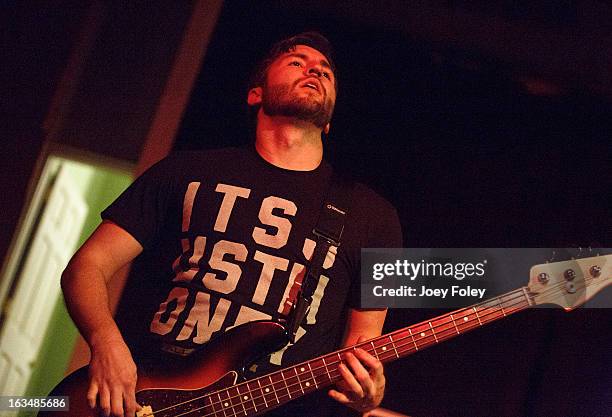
[279, 370, 292, 399]
[453, 310, 474, 333]
[237, 383, 256, 414]
[370, 337, 395, 360]
[247, 378, 268, 410]
[218, 389, 235, 415]
[227, 386, 247, 416]
[290, 367, 304, 394]
[472, 307, 482, 325]
[407, 328, 418, 351]
[208, 393, 220, 416]
[428, 321, 438, 343]
[521, 287, 533, 306]
[389, 335, 399, 358]
[369, 341, 380, 360]
[473, 304, 489, 323]
[311, 358, 330, 387]
[267, 375, 280, 405]
[239, 387, 249, 416]
[432, 316, 457, 342]
[207, 394, 217, 415]
[217, 392, 228, 417]
[497, 295, 507, 317]
[411, 323, 434, 349]
[296, 364, 315, 391]
[335, 352, 344, 380]
[307, 362, 319, 388]
[322, 357, 333, 381]
[255, 379, 269, 409]
[450, 314, 460, 334]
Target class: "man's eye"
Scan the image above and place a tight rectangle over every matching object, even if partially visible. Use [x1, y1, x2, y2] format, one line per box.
[289, 61, 302, 67]
[322, 72, 331, 80]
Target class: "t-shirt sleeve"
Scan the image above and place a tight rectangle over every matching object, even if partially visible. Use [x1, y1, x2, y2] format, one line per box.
[101, 156, 178, 248]
[347, 188, 403, 309]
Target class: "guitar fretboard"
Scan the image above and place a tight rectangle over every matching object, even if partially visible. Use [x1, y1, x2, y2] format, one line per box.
[152, 287, 532, 417]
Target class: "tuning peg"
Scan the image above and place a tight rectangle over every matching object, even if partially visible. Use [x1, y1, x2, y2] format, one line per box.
[589, 265, 602, 278]
[538, 273, 550, 283]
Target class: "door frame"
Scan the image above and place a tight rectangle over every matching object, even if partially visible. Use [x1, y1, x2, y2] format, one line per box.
[0, 141, 133, 318]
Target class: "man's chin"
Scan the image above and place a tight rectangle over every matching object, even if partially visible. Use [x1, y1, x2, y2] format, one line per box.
[262, 97, 333, 129]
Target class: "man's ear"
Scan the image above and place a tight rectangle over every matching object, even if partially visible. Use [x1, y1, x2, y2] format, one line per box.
[247, 87, 263, 106]
[324, 123, 330, 135]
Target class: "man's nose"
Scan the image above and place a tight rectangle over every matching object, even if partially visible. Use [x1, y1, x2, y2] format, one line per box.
[307, 66, 322, 77]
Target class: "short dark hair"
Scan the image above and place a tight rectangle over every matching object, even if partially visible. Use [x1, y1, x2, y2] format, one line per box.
[248, 31, 338, 92]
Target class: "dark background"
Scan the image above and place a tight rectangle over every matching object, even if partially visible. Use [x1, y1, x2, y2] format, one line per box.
[174, 2, 611, 416]
[2, 1, 610, 416]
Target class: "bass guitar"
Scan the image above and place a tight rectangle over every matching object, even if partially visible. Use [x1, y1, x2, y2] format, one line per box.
[41, 254, 611, 416]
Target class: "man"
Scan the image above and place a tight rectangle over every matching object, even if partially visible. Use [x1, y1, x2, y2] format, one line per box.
[61, 32, 402, 417]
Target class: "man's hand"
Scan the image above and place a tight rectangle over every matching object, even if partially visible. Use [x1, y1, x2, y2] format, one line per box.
[328, 342, 386, 413]
[60, 221, 144, 416]
[87, 337, 140, 417]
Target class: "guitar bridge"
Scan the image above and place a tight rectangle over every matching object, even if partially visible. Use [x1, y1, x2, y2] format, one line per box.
[136, 405, 154, 417]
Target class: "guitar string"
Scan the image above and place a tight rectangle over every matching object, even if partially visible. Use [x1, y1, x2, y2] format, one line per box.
[142, 293, 530, 417]
[159, 288, 577, 417]
[144, 275, 601, 417]
[162, 294, 532, 417]
[139, 289, 529, 417]
[144, 277, 589, 417]
[147, 275, 597, 417]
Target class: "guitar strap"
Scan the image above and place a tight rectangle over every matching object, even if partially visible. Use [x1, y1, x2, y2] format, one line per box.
[286, 172, 354, 343]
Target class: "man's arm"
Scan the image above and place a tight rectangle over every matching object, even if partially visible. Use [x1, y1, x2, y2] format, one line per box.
[329, 308, 387, 413]
[61, 220, 143, 417]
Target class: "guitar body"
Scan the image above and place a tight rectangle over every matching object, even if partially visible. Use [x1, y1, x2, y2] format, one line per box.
[40, 320, 288, 417]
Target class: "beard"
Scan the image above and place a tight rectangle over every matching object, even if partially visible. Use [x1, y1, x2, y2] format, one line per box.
[261, 82, 334, 129]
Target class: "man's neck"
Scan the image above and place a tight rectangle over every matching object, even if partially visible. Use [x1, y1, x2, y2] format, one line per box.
[255, 114, 323, 171]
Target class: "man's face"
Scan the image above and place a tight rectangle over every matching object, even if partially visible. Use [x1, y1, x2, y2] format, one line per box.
[254, 45, 337, 129]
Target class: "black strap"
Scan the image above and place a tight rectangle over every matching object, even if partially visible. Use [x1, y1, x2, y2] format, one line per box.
[287, 173, 354, 342]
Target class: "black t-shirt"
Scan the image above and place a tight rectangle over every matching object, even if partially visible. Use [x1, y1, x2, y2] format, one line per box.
[103, 146, 402, 415]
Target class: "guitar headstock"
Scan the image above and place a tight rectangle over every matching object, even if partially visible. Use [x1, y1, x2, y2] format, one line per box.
[528, 253, 611, 310]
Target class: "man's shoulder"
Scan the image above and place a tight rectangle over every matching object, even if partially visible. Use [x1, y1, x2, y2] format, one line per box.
[337, 175, 397, 216]
[332, 177, 402, 246]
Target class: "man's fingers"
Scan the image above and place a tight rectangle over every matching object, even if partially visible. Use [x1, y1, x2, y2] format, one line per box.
[110, 386, 125, 417]
[354, 348, 384, 377]
[98, 385, 111, 416]
[328, 388, 351, 404]
[346, 352, 377, 396]
[346, 351, 373, 381]
[124, 387, 140, 417]
[338, 362, 365, 399]
[87, 382, 99, 409]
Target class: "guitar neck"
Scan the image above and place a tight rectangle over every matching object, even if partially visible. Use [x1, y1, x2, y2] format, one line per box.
[197, 287, 533, 416]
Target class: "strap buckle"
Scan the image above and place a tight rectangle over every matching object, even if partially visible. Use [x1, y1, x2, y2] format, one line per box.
[312, 228, 342, 247]
[312, 202, 346, 247]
